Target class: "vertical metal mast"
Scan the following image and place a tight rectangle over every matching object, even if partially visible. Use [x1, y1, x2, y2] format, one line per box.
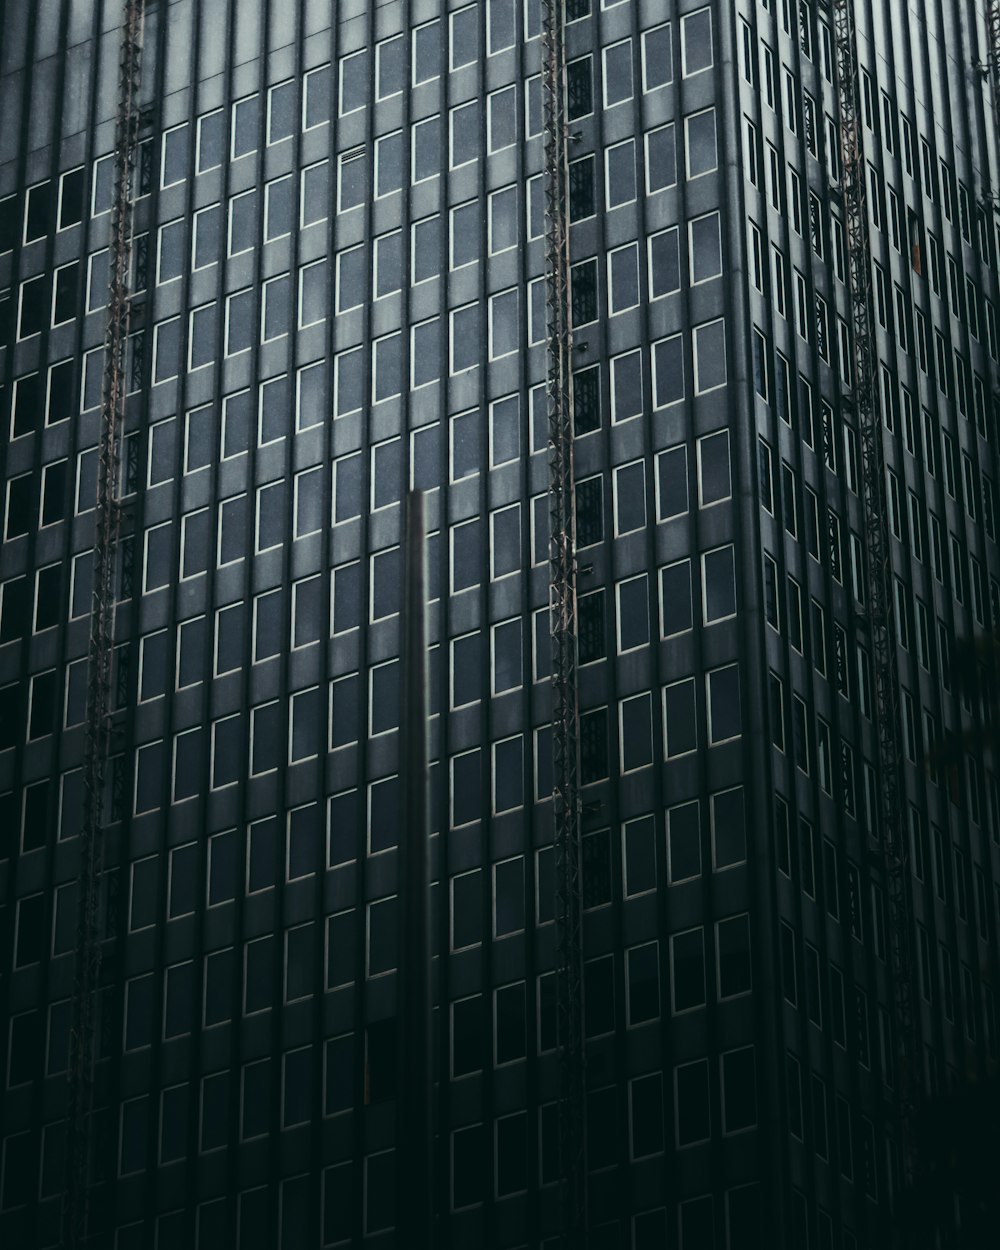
[832, 0, 918, 1200]
[986, 2, 1000, 147]
[541, 0, 587, 1244]
[62, 2, 143, 1245]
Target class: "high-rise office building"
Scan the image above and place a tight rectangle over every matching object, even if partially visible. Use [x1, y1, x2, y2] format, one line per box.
[1, 0, 999, 1247]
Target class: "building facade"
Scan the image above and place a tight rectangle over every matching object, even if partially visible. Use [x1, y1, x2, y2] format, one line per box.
[1, 0, 998, 1247]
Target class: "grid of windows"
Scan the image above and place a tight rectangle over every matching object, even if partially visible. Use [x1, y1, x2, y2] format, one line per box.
[2, 2, 1000, 1248]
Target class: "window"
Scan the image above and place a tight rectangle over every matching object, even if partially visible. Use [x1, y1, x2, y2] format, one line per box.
[642, 23, 673, 91]
[648, 227, 680, 299]
[54, 168, 84, 235]
[614, 576, 649, 657]
[294, 62, 329, 130]
[298, 259, 327, 330]
[689, 212, 722, 284]
[260, 81, 294, 147]
[603, 39, 633, 108]
[372, 331, 403, 402]
[646, 123, 677, 193]
[697, 430, 731, 507]
[570, 257, 599, 325]
[674, 1060, 710, 1146]
[664, 678, 697, 758]
[372, 130, 405, 196]
[450, 102, 479, 168]
[292, 164, 327, 236]
[681, 7, 713, 76]
[652, 333, 684, 408]
[605, 460, 645, 537]
[721, 1047, 757, 1133]
[693, 319, 727, 393]
[702, 546, 736, 624]
[339, 52, 367, 117]
[375, 34, 405, 101]
[605, 139, 637, 208]
[567, 56, 594, 120]
[230, 93, 258, 161]
[224, 189, 256, 259]
[50, 260, 79, 326]
[707, 665, 741, 744]
[18, 274, 48, 339]
[609, 350, 642, 424]
[335, 244, 365, 315]
[608, 242, 640, 314]
[685, 107, 718, 178]
[626, 941, 659, 1025]
[489, 395, 520, 468]
[187, 302, 217, 371]
[489, 288, 518, 359]
[488, 86, 517, 152]
[338, 148, 366, 212]
[717, 914, 752, 998]
[413, 18, 442, 83]
[156, 219, 184, 286]
[450, 4, 479, 69]
[196, 109, 224, 173]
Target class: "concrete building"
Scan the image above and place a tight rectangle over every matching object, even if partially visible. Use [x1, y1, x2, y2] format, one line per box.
[0, 0, 998, 1246]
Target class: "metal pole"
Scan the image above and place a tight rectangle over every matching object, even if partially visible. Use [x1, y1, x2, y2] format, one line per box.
[396, 490, 433, 1250]
[63, 3, 143, 1246]
[832, 0, 917, 1215]
[541, 0, 587, 1242]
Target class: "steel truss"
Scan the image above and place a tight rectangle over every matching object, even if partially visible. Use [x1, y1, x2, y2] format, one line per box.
[62, 2, 144, 1245]
[832, 0, 918, 1207]
[541, 0, 587, 1245]
[986, 2, 1000, 149]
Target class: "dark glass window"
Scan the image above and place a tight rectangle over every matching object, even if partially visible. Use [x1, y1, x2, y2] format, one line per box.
[582, 828, 612, 908]
[452, 1123, 485, 1208]
[630, 1072, 664, 1156]
[569, 155, 595, 220]
[244, 934, 275, 1015]
[494, 857, 524, 936]
[0, 577, 28, 643]
[584, 954, 614, 1036]
[12, 373, 41, 437]
[570, 257, 598, 326]
[25, 180, 52, 242]
[627, 942, 660, 1024]
[657, 446, 688, 518]
[722, 1046, 757, 1133]
[672, 928, 706, 1012]
[367, 895, 398, 976]
[580, 706, 609, 783]
[576, 475, 604, 546]
[717, 914, 752, 997]
[675, 1059, 710, 1145]
[567, 56, 593, 120]
[577, 585, 610, 665]
[573, 364, 601, 434]
[668, 801, 701, 882]
[495, 982, 526, 1064]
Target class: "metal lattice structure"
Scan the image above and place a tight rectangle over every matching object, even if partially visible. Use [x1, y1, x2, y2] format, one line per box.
[61, 2, 144, 1245]
[541, 0, 587, 1244]
[987, 1, 1000, 148]
[831, 0, 918, 1199]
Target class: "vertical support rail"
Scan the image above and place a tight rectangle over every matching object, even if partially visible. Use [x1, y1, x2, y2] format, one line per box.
[62, 3, 143, 1246]
[397, 491, 434, 1250]
[986, 1, 1000, 154]
[832, 0, 918, 1205]
[541, 1, 587, 1245]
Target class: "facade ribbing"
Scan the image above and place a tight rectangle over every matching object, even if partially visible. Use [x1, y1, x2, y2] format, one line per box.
[1, 1, 998, 1247]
